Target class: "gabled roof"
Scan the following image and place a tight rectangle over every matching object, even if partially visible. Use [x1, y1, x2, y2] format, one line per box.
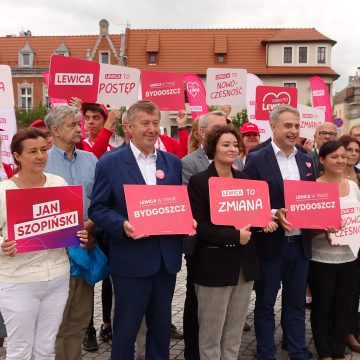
[0, 34, 121, 68]
[126, 28, 338, 78]
[261, 28, 336, 45]
[333, 88, 347, 104]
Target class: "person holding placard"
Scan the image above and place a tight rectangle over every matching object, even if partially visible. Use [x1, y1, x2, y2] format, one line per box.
[309, 140, 360, 360]
[44, 105, 98, 360]
[338, 135, 360, 352]
[188, 125, 277, 360]
[0, 127, 88, 360]
[88, 100, 184, 360]
[243, 104, 315, 360]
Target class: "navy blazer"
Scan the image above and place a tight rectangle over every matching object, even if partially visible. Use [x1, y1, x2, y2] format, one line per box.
[243, 142, 315, 260]
[88, 144, 183, 278]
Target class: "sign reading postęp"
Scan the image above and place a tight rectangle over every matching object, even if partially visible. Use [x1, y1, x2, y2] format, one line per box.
[97, 64, 140, 107]
[48, 55, 100, 102]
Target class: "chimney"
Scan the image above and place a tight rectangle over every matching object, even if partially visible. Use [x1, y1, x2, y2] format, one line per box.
[99, 19, 109, 35]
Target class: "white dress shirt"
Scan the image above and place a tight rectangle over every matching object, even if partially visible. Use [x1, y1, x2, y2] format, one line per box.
[271, 141, 301, 236]
[130, 141, 157, 185]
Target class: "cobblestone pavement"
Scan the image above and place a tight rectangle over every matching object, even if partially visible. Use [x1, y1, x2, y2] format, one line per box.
[0, 260, 359, 359]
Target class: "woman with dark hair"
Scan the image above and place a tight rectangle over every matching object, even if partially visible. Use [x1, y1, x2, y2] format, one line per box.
[338, 135, 360, 352]
[187, 125, 277, 360]
[0, 128, 88, 359]
[309, 140, 360, 360]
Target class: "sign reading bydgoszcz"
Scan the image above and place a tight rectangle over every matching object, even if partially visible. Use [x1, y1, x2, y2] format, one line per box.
[206, 68, 247, 107]
[255, 86, 297, 121]
[141, 72, 185, 110]
[298, 104, 325, 139]
[48, 54, 100, 102]
[329, 202, 360, 256]
[284, 180, 341, 229]
[97, 63, 140, 107]
[209, 177, 271, 229]
[6, 185, 83, 253]
[124, 185, 195, 236]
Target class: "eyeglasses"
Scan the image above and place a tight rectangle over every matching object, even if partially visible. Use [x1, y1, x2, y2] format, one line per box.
[318, 131, 337, 138]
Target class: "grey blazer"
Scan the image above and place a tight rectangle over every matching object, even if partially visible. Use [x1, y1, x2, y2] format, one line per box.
[181, 147, 243, 185]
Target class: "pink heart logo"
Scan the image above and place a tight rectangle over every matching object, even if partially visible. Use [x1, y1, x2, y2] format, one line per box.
[262, 91, 291, 107]
[305, 162, 311, 168]
[186, 82, 200, 98]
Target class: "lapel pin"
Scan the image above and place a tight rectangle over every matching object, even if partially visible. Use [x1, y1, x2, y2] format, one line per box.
[156, 169, 165, 180]
[305, 162, 312, 168]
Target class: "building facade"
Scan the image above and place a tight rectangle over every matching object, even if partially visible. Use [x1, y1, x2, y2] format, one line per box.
[0, 21, 339, 134]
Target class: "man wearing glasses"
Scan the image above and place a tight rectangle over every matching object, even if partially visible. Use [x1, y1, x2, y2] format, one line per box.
[310, 122, 338, 177]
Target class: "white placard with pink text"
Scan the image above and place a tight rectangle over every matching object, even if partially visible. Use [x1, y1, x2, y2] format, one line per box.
[0, 65, 15, 108]
[206, 68, 247, 106]
[97, 64, 140, 107]
[330, 202, 360, 257]
[298, 104, 325, 139]
[0, 107, 17, 166]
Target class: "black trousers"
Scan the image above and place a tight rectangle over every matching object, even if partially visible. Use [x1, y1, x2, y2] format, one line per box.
[183, 255, 200, 360]
[309, 259, 359, 358]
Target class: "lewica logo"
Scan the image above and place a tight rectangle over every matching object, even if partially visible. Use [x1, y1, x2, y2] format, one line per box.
[312, 90, 325, 97]
[54, 73, 93, 86]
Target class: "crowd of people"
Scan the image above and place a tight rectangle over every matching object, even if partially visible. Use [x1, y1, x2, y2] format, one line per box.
[0, 99, 359, 360]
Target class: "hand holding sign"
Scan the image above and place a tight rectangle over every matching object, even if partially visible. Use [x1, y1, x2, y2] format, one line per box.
[1, 239, 16, 257]
[123, 220, 148, 240]
[239, 224, 251, 245]
[275, 208, 292, 232]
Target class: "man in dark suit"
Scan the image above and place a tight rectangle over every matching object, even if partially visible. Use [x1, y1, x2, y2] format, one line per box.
[88, 100, 183, 360]
[243, 104, 315, 360]
[309, 122, 338, 178]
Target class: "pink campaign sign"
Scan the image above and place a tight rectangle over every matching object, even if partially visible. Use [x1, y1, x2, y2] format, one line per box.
[184, 73, 209, 120]
[284, 180, 341, 229]
[124, 185, 195, 236]
[309, 76, 333, 122]
[141, 71, 185, 111]
[255, 86, 297, 121]
[209, 177, 271, 229]
[48, 54, 100, 102]
[6, 185, 83, 253]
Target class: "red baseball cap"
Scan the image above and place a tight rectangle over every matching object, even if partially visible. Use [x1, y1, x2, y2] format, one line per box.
[240, 122, 259, 135]
[29, 119, 46, 129]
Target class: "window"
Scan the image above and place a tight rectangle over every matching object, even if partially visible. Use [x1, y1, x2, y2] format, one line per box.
[22, 53, 30, 66]
[20, 87, 32, 109]
[148, 52, 157, 64]
[298, 47, 307, 63]
[317, 47, 326, 63]
[283, 47, 292, 63]
[100, 51, 110, 64]
[216, 54, 226, 63]
[284, 82, 297, 88]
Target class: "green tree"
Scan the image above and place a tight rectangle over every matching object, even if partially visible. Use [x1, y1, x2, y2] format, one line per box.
[15, 106, 49, 128]
[231, 109, 248, 129]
